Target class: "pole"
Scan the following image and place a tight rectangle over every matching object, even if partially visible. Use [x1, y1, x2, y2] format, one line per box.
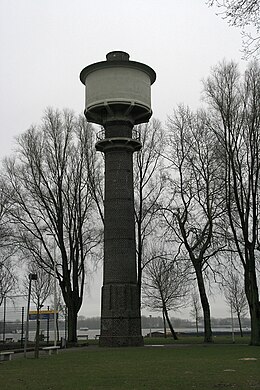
[149, 315, 152, 338]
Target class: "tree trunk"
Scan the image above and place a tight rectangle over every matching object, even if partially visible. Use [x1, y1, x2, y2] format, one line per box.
[60, 273, 82, 344]
[34, 317, 40, 358]
[196, 316, 199, 337]
[237, 312, 243, 338]
[162, 310, 167, 338]
[249, 304, 260, 346]
[67, 304, 78, 343]
[164, 307, 178, 340]
[244, 262, 260, 346]
[56, 314, 59, 342]
[195, 266, 213, 343]
[34, 301, 40, 358]
[137, 236, 142, 310]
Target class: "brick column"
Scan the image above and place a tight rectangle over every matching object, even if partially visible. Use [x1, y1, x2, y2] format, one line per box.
[97, 121, 143, 347]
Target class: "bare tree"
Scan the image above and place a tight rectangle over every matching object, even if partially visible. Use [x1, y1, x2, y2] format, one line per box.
[143, 245, 190, 340]
[0, 180, 16, 305]
[80, 119, 104, 225]
[190, 290, 203, 336]
[223, 268, 248, 337]
[163, 106, 226, 343]
[204, 60, 260, 345]
[207, 0, 260, 58]
[3, 108, 101, 342]
[0, 257, 15, 306]
[134, 119, 166, 303]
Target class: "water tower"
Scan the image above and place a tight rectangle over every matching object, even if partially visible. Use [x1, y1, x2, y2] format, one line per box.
[80, 51, 156, 346]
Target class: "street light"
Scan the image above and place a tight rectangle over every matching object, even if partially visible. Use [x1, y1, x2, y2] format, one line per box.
[24, 273, 37, 358]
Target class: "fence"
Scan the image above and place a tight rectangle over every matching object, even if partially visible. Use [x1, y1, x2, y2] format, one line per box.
[0, 296, 66, 348]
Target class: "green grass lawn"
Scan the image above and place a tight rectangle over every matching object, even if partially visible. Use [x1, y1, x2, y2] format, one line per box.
[0, 343, 259, 390]
[85, 334, 251, 346]
[143, 334, 251, 345]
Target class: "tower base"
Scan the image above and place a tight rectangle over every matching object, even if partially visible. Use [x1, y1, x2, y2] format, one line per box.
[99, 334, 144, 347]
[99, 284, 143, 347]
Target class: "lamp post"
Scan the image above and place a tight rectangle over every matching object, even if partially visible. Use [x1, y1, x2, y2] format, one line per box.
[24, 273, 37, 358]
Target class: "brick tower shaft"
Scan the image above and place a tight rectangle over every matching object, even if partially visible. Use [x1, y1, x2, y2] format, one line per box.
[97, 121, 143, 346]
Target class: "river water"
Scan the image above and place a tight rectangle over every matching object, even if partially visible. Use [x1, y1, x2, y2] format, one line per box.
[1, 326, 249, 342]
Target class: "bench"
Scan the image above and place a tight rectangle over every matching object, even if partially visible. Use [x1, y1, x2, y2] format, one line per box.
[0, 351, 14, 361]
[77, 334, 88, 340]
[42, 346, 60, 356]
[5, 337, 14, 343]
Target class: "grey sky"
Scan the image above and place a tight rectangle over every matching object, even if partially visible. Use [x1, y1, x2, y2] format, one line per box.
[0, 0, 246, 319]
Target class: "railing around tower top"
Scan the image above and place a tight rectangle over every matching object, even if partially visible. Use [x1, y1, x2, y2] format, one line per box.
[96, 129, 141, 142]
[132, 129, 141, 141]
[96, 129, 104, 141]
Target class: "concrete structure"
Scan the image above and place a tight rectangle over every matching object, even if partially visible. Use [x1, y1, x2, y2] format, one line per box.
[80, 51, 156, 346]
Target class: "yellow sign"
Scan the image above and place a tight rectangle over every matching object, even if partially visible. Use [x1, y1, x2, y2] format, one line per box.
[29, 310, 59, 320]
[29, 310, 58, 315]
